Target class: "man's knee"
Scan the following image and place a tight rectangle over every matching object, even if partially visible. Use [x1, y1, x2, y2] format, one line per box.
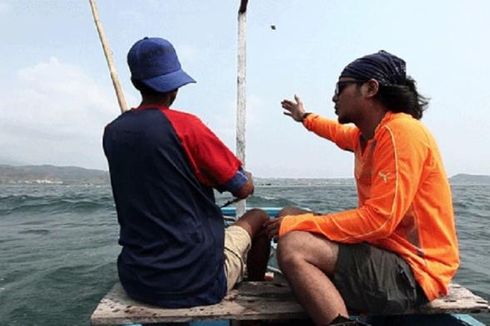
[234, 208, 268, 238]
[277, 206, 310, 217]
[276, 231, 309, 270]
[277, 231, 338, 275]
[247, 208, 269, 224]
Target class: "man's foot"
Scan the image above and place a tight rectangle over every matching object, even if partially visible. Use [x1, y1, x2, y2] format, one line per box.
[329, 315, 371, 326]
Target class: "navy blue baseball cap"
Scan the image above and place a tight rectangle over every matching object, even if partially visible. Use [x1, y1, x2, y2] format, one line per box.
[127, 37, 195, 93]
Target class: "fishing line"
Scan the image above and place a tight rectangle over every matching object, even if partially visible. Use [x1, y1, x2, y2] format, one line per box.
[220, 197, 241, 208]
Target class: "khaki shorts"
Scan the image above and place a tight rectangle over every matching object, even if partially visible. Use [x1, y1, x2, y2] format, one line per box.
[223, 225, 252, 291]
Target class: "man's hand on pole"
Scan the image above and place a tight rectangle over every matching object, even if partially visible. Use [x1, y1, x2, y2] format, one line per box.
[281, 95, 306, 122]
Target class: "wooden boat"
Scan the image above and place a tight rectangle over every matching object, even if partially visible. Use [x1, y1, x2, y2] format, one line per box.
[90, 208, 489, 326]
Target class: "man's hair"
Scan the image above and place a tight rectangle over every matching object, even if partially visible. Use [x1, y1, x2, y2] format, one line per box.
[374, 76, 429, 120]
[131, 79, 176, 97]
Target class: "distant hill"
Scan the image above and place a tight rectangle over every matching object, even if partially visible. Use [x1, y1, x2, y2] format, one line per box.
[255, 177, 355, 187]
[450, 173, 490, 185]
[1, 164, 488, 186]
[0, 164, 109, 185]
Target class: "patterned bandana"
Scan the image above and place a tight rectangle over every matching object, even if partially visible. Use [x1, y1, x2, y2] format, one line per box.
[340, 50, 406, 86]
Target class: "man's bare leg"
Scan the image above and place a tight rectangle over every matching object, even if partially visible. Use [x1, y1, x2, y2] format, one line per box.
[277, 230, 348, 325]
[234, 208, 271, 281]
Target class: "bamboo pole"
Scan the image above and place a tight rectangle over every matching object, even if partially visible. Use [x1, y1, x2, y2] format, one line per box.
[88, 0, 128, 113]
[236, 0, 248, 218]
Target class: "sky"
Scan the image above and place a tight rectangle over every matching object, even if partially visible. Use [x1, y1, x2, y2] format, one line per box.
[0, 0, 489, 178]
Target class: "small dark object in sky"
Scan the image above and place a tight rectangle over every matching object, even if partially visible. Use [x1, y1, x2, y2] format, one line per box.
[271, 25, 276, 30]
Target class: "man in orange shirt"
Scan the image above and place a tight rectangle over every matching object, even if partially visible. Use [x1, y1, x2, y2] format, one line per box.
[266, 51, 459, 325]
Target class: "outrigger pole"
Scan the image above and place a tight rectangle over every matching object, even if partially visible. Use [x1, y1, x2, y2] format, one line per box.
[236, 0, 248, 218]
[88, 0, 128, 113]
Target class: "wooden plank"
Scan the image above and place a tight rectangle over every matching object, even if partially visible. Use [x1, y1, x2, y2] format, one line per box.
[90, 281, 489, 325]
[90, 281, 305, 325]
[418, 283, 490, 314]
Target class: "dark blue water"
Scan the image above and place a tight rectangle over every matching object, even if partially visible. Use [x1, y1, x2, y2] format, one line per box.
[0, 182, 488, 325]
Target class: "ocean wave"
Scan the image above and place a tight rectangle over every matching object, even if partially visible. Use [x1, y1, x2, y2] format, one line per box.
[1, 183, 489, 326]
[0, 193, 114, 217]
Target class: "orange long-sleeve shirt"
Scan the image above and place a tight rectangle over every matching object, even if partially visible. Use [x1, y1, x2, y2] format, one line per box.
[279, 112, 459, 301]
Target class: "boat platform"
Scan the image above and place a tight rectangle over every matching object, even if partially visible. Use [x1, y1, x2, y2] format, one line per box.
[90, 279, 489, 325]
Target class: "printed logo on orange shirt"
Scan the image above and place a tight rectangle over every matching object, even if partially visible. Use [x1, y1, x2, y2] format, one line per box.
[379, 171, 391, 183]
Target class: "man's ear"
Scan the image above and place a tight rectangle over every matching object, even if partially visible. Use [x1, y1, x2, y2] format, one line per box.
[167, 89, 179, 106]
[363, 79, 380, 98]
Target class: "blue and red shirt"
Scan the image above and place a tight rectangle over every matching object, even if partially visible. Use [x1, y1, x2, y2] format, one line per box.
[103, 105, 246, 307]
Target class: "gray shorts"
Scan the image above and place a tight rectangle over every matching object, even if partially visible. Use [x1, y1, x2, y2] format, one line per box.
[332, 243, 428, 314]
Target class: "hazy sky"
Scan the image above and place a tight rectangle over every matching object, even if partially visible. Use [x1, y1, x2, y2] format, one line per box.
[1, 0, 489, 178]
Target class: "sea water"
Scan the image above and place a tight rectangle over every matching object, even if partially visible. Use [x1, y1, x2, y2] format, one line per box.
[0, 181, 489, 325]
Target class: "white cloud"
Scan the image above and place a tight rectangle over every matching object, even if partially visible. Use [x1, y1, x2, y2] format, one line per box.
[0, 57, 122, 169]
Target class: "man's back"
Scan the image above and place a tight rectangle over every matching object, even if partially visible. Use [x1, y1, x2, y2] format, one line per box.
[103, 107, 227, 308]
[367, 113, 458, 300]
[102, 36, 270, 310]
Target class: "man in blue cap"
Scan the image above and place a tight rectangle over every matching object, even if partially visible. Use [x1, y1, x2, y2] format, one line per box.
[103, 37, 270, 308]
[266, 51, 459, 324]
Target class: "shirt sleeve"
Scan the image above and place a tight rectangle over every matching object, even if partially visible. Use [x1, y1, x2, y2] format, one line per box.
[216, 168, 248, 193]
[166, 110, 245, 190]
[303, 114, 359, 152]
[279, 122, 427, 243]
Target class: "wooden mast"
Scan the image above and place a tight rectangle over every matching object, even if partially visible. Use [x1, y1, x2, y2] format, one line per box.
[236, 0, 248, 218]
[88, 0, 128, 113]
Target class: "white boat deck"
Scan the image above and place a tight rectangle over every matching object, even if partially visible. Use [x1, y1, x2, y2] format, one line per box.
[90, 279, 489, 325]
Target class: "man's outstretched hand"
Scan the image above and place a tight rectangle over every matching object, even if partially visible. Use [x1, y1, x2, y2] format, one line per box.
[281, 94, 306, 122]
